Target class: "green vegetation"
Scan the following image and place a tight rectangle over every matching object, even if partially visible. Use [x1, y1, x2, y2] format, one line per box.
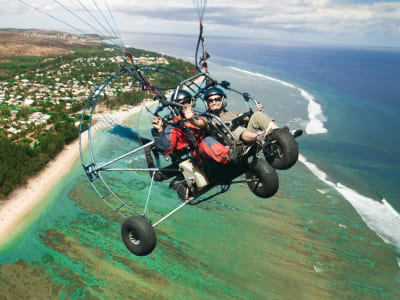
[0, 56, 44, 80]
[0, 125, 78, 197]
[0, 42, 194, 198]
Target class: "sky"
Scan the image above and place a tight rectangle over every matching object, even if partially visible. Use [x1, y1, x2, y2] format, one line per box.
[1, 0, 399, 47]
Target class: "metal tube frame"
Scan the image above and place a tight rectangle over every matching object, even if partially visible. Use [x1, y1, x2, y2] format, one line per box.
[79, 67, 261, 228]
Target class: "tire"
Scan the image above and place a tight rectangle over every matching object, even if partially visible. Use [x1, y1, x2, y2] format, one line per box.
[121, 216, 156, 256]
[246, 159, 279, 198]
[263, 128, 298, 170]
[176, 182, 190, 201]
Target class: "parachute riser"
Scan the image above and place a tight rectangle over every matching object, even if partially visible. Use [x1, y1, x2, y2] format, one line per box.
[195, 18, 209, 73]
[122, 50, 161, 95]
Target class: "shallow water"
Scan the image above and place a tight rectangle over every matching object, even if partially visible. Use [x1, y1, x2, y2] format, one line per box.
[2, 34, 400, 299]
[1, 87, 400, 299]
[1, 159, 399, 298]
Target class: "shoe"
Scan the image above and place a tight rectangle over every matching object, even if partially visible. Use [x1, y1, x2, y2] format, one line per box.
[291, 129, 303, 138]
[256, 131, 268, 146]
[283, 126, 303, 138]
[256, 126, 275, 146]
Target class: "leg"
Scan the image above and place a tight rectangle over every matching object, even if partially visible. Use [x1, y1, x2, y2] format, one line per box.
[199, 136, 231, 164]
[233, 126, 257, 144]
[232, 119, 274, 144]
[247, 111, 278, 134]
[248, 111, 302, 139]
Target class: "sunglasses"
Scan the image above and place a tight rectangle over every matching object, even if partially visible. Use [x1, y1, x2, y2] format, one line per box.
[207, 96, 222, 103]
[177, 97, 191, 104]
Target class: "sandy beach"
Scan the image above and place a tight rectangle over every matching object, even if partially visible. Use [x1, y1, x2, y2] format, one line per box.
[0, 100, 156, 246]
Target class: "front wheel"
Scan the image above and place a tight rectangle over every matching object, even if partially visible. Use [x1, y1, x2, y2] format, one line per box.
[263, 128, 299, 170]
[121, 216, 156, 256]
[246, 159, 279, 198]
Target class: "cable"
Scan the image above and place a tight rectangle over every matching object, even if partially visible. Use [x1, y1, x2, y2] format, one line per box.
[53, 0, 105, 37]
[74, 0, 122, 48]
[104, 0, 124, 49]
[17, 0, 88, 35]
[192, 0, 207, 19]
[91, 0, 119, 43]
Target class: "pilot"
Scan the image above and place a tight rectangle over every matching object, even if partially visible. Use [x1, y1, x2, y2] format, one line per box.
[182, 86, 281, 164]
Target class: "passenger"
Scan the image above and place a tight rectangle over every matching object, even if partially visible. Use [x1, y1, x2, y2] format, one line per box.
[151, 90, 203, 161]
[182, 86, 280, 164]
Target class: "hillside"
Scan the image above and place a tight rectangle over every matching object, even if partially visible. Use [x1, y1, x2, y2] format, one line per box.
[0, 28, 100, 58]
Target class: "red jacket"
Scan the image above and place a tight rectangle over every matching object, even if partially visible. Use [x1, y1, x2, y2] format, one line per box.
[152, 116, 204, 160]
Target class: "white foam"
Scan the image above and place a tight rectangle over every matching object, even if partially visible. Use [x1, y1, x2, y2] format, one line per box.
[397, 257, 400, 268]
[229, 67, 328, 135]
[313, 265, 323, 273]
[302, 91, 327, 135]
[228, 66, 400, 254]
[299, 154, 400, 252]
[313, 262, 324, 273]
[317, 188, 330, 195]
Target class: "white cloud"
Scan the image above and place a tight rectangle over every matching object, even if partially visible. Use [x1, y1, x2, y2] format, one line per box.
[1, 0, 399, 46]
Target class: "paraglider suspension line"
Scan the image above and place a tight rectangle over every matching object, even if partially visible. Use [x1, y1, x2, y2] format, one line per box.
[195, 19, 208, 73]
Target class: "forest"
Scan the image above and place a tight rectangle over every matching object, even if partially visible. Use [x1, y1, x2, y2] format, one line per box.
[0, 121, 78, 198]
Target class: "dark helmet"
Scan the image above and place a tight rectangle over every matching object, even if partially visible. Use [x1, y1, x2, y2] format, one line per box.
[204, 86, 226, 100]
[171, 90, 192, 104]
[204, 86, 227, 109]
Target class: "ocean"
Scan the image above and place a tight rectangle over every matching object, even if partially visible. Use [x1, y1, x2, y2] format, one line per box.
[1, 32, 400, 299]
[126, 32, 400, 248]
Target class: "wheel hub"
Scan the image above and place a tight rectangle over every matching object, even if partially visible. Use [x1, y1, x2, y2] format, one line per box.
[129, 231, 141, 245]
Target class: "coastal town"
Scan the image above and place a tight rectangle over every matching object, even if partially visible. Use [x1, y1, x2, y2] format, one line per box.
[0, 29, 193, 198]
[20, 30, 103, 42]
[0, 48, 169, 143]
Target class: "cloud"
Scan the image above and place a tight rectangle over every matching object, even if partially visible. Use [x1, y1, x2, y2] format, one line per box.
[1, 0, 400, 46]
[111, 1, 400, 36]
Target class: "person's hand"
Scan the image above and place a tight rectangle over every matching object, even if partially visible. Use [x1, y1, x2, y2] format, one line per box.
[152, 115, 163, 132]
[182, 103, 194, 119]
[256, 102, 264, 112]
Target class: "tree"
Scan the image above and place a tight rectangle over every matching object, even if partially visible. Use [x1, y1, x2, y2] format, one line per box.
[38, 133, 64, 159]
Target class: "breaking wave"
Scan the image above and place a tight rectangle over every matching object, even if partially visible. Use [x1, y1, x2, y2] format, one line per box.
[229, 66, 327, 135]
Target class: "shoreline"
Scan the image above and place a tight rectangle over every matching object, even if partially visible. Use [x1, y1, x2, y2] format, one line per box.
[0, 100, 156, 247]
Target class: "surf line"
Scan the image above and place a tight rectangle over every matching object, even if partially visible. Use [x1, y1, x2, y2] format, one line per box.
[230, 66, 400, 256]
[299, 154, 400, 254]
[229, 66, 327, 135]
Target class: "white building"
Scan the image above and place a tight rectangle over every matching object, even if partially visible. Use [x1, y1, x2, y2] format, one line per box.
[24, 98, 35, 106]
[8, 127, 21, 134]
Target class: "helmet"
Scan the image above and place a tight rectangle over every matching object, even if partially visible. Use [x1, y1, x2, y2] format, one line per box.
[171, 90, 192, 104]
[204, 86, 227, 109]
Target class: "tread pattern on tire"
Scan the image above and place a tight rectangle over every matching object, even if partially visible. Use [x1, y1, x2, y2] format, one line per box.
[121, 216, 157, 256]
[265, 128, 298, 170]
[246, 159, 279, 198]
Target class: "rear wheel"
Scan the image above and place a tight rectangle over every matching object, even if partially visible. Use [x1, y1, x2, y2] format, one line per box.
[263, 128, 298, 170]
[121, 216, 156, 256]
[246, 159, 279, 198]
[176, 182, 191, 201]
